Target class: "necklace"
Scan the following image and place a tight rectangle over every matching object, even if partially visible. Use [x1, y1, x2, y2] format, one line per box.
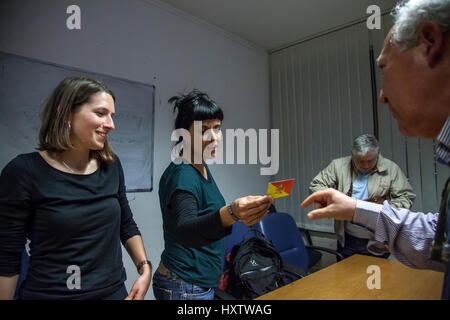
[61, 160, 76, 173]
[60, 159, 91, 174]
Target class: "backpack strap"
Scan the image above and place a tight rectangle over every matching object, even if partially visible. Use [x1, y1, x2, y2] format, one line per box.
[241, 226, 265, 241]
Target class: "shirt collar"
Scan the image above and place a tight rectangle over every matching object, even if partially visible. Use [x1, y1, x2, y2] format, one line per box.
[373, 154, 386, 173]
[436, 116, 450, 165]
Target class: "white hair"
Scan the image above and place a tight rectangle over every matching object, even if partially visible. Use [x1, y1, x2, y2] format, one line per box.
[391, 0, 450, 50]
[351, 134, 379, 156]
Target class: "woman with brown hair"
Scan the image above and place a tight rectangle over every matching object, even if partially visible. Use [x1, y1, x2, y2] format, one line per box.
[0, 76, 151, 300]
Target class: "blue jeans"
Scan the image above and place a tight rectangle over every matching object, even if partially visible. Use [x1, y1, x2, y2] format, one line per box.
[152, 270, 215, 300]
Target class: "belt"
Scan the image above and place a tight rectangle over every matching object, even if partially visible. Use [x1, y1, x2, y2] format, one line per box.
[156, 261, 179, 279]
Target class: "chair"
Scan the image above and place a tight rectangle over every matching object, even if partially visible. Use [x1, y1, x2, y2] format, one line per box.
[13, 248, 29, 300]
[257, 213, 343, 275]
[299, 227, 324, 270]
[268, 207, 323, 270]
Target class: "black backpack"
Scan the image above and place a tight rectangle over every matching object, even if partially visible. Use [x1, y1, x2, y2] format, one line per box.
[226, 230, 285, 299]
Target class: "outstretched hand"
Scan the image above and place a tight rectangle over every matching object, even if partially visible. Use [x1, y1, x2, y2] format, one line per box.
[232, 195, 274, 226]
[301, 188, 356, 221]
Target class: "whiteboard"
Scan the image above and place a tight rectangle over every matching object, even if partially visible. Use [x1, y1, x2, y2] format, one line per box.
[0, 51, 154, 192]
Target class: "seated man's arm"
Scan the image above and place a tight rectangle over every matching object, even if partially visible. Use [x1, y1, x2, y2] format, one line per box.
[309, 161, 338, 194]
[388, 164, 416, 209]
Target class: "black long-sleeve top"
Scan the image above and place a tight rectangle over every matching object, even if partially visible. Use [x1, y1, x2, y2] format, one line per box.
[168, 189, 231, 248]
[0, 152, 141, 299]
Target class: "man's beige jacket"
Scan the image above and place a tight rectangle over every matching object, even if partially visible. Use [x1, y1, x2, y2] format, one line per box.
[309, 154, 416, 246]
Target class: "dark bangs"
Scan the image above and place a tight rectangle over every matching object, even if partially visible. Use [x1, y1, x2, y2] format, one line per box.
[170, 89, 224, 131]
[192, 99, 223, 123]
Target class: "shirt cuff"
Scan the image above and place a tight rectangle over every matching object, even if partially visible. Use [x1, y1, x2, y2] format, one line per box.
[353, 200, 383, 232]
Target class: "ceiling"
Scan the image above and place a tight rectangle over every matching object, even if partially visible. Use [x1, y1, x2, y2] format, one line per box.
[158, 0, 397, 51]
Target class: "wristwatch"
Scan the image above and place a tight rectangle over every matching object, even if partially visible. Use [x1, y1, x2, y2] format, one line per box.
[228, 204, 240, 222]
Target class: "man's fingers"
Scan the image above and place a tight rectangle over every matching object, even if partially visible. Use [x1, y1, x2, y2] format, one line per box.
[314, 201, 326, 210]
[301, 190, 331, 208]
[306, 208, 333, 221]
[301, 193, 321, 208]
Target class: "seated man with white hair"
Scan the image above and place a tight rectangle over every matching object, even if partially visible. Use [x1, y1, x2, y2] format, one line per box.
[310, 133, 415, 259]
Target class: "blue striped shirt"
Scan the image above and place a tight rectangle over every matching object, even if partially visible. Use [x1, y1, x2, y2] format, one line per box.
[353, 117, 450, 282]
[436, 117, 450, 165]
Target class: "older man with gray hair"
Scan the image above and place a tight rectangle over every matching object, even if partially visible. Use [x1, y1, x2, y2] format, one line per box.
[310, 133, 415, 259]
[302, 0, 450, 299]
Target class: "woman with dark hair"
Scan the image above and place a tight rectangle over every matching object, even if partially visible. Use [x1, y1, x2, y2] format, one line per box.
[153, 89, 273, 300]
[0, 76, 151, 300]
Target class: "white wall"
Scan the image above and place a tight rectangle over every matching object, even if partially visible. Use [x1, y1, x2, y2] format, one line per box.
[0, 0, 270, 299]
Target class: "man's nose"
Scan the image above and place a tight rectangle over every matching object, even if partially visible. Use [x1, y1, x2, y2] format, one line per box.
[379, 88, 388, 104]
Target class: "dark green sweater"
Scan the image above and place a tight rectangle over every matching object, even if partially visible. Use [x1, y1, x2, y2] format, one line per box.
[158, 162, 230, 288]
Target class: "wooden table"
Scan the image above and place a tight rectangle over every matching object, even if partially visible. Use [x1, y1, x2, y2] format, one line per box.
[256, 254, 444, 300]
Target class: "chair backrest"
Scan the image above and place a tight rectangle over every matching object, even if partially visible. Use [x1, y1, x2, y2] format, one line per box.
[257, 212, 309, 272]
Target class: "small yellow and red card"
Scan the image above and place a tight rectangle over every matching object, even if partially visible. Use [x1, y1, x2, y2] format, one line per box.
[266, 178, 295, 199]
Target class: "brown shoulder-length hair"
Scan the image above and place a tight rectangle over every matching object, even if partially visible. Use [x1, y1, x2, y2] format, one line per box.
[38, 76, 116, 163]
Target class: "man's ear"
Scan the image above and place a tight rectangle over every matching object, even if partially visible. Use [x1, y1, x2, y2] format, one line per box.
[418, 22, 445, 67]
